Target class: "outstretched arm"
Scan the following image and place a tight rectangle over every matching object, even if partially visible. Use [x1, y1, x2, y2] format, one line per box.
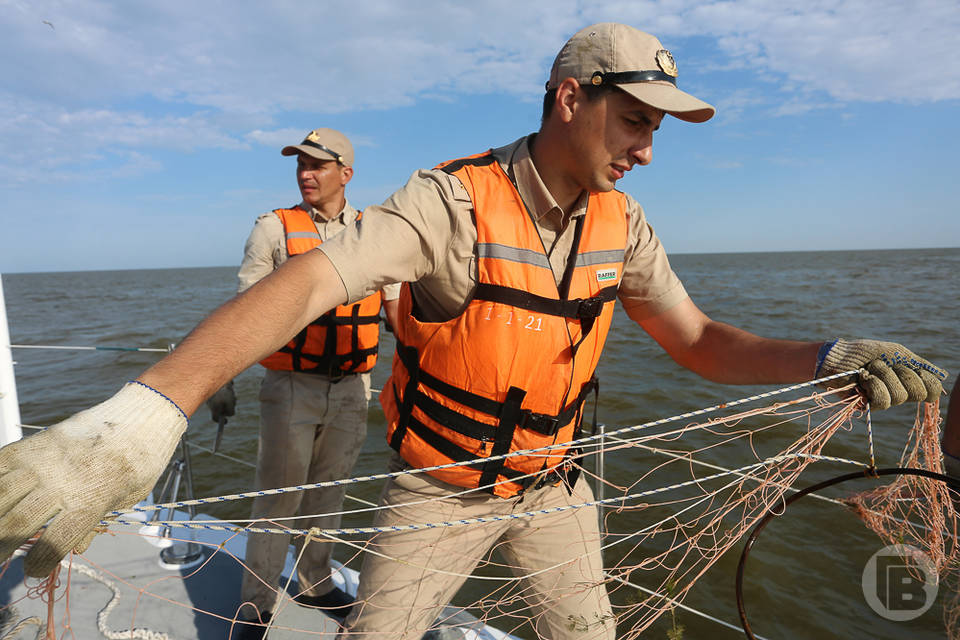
[141, 249, 346, 416]
[634, 297, 821, 384]
[0, 170, 455, 577]
[633, 297, 946, 409]
[0, 249, 346, 577]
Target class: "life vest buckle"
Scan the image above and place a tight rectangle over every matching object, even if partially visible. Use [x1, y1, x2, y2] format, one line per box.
[576, 296, 603, 319]
[519, 411, 561, 436]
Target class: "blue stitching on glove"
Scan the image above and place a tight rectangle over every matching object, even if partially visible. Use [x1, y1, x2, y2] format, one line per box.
[879, 351, 947, 380]
[129, 380, 188, 420]
[814, 339, 837, 378]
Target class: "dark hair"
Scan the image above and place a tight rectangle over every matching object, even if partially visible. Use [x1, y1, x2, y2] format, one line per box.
[540, 83, 618, 126]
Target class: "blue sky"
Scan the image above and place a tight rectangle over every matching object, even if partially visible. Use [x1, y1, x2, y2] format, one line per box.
[2, 0, 958, 273]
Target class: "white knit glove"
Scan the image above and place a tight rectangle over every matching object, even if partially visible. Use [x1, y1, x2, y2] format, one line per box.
[815, 339, 948, 410]
[0, 382, 187, 577]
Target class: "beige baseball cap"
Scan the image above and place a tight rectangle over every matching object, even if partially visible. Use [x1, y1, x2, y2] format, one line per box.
[281, 128, 354, 167]
[547, 23, 715, 123]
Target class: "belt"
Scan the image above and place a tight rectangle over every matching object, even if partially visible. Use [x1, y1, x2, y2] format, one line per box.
[301, 366, 358, 383]
[327, 370, 357, 384]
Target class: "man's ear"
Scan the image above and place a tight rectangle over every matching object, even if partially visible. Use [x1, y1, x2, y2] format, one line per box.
[555, 77, 582, 124]
[341, 166, 354, 186]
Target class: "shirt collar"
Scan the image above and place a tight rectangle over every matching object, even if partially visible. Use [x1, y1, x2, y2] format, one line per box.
[298, 199, 356, 224]
[490, 134, 589, 222]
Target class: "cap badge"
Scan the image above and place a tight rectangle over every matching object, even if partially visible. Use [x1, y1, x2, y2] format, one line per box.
[656, 49, 678, 78]
[305, 130, 323, 143]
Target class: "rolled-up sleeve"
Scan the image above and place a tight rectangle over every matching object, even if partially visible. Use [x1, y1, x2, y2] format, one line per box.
[320, 170, 466, 304]
[617, 194, 688, 321]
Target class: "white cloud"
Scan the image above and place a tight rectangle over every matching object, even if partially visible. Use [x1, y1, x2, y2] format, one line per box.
[673, 0, 960, 103]
[2, 0, 957, 185]
[244, 128, 307, 149]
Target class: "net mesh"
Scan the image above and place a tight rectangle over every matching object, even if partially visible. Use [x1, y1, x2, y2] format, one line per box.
[4, 386, 954, 640]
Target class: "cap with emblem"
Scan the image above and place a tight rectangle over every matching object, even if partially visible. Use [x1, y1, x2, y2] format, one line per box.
[547, 23, 715, 123]
[281, 128, 354, 167]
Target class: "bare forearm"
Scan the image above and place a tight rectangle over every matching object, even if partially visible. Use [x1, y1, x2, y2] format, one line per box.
[139, 250, 346, 415]
[675, 321, 821, 384]
[637, 298, 822, 385]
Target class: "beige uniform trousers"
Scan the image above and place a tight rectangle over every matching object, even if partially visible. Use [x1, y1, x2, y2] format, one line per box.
[344, 454, 614, 640]
[240, 369, 370, 614]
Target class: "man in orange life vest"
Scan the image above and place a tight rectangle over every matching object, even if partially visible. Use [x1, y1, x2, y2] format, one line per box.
[0, 22, 946, 640]
[208, 128, 400, 635]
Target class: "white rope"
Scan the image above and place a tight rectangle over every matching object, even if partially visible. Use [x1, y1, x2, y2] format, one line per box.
[66, 559, 173, 640]
[118, 372, 860, 518]
[109, 452, 857, 536]
[9, 344, 170, 353]
[0, 614, 42, 640]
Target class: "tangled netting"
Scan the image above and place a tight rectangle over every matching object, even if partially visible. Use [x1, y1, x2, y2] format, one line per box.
[3, 382, 952, 640]
[845, 399, 960, 638]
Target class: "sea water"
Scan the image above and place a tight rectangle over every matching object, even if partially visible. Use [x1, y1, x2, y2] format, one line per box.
[4, 247, 959, 639]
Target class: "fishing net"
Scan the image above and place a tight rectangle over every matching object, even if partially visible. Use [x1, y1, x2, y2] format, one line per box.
[2, 379, 952, 640]
[844, 399, 960, 639]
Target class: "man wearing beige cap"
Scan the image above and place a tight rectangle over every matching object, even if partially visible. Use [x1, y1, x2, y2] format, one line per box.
[213, 128, 400, 638]
[0, 23, 946, 640]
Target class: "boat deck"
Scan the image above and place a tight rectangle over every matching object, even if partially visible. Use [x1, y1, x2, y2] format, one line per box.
[0, 510, 510, 639]
[0, 512, 343, 639]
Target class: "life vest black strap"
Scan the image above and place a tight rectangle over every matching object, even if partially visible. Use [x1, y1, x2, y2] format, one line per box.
[394, 339, 596, 436]
[473, 283, 617, 320]
[290, 325, 308, 372]
[558, 377, 599, 494]
[389, 343, 421, 450]
[290, 346, 378, 370]
[518, 377, 597, 436]
[275, 341, 378, 374]
[275, 302, 380, 374]
[343, 305, 363, 372]
[558, 215, 585, 300]
[439, 153, 496, 175]
[478, 386, 526, 491]
[308, 313, 381, 327]
[402, 415, 526, 483]
[413, 389, 498, 441]
[394, 341, 503, 416]
[389, 341, 600, 496]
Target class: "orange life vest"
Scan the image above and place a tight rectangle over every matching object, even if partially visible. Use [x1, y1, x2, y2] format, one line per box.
[381, 152, 626, 497]
[259, 207, 383, 375]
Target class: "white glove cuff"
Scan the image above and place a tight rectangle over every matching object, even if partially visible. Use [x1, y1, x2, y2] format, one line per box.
[59, 382, 188, 459]
[819, 338, 860, 376]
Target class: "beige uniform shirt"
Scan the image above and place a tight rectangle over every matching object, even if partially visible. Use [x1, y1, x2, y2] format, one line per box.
[238, 199, 401, 301]
[320, 135, 686, 322]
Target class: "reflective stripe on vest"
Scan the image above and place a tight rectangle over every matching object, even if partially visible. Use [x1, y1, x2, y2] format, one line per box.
[259, 207, 383, 374]
[380, 153, 626, 498]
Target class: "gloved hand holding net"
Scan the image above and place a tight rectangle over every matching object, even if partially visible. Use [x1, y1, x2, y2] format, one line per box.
[0, 382, 187, 577]
[815, 338, 948, 410]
